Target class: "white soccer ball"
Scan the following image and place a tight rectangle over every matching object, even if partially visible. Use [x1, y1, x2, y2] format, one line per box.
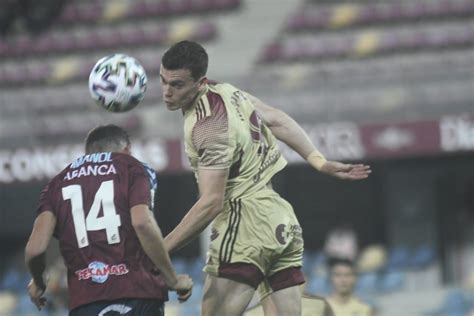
[88, 54, 147, 112]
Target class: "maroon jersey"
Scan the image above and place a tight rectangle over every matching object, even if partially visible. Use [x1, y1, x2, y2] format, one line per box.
[37, 152, 167, 311]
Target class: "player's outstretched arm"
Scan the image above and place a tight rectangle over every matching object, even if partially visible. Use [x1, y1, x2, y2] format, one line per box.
[249, 94, 371, 180]
[165, 168, 228, 254]
[131, 204, 193, 301]
[25, 211, 56, 310]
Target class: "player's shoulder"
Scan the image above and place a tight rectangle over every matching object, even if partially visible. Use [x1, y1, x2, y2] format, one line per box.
[189, 82, 234, 124]
[205, 81, 251, 120]
[206, 81, 244, 104]
[113, 153, 155, 178]
[45, 164, 71, 191]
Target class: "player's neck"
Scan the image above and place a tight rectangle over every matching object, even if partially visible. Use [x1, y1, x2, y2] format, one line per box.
[183, 84, 208, 113]
[332, 293, 353, 304]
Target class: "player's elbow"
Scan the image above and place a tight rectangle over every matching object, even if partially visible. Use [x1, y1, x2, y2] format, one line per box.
[132, 215, 152, 232]
[202, 194, 225, 216]
[131, 204, 153, 232]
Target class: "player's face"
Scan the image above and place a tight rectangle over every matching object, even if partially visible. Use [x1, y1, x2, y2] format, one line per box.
[159, 66, 206, 111]
[331, 264, 356, 296]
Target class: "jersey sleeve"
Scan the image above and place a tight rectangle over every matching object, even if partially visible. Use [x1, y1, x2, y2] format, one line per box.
[128, 160, 152, 209]
[191, 103, 236, 169]
[141, 162, 158, 210]
[36, 183, 56, 216]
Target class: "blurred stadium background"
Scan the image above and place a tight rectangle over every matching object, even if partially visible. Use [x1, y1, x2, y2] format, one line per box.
[0, 0, 474, 315]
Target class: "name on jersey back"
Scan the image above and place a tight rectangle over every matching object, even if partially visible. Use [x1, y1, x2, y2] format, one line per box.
[64, 152, 117, 181]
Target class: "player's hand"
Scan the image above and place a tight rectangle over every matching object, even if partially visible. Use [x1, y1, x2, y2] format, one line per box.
[27, 279, 47, 311]
[169, 274, 193, 303]
[320, 161, 371, 180]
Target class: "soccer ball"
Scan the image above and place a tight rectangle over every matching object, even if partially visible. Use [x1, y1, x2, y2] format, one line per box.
[88, 54, 147, 112]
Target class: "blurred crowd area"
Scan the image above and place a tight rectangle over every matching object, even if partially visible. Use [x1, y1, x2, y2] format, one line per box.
[0, 0, 473, 315]
[2, 235, 474, 315]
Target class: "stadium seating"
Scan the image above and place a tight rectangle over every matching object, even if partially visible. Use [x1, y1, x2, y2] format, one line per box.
[0, 21, 217, 58]
[260, 22, 474, 63]
[0, 20, 215, 85]
[286, 0, 474, 32]
[58, 0, 240, 26]
[425, 289, 470, 316]
[355, 272, 379, 294]
[387, 246, 411, 270]
[0, 0, 243, 87]
[410, 244, 436, 269]
[378, 270, 405, 293]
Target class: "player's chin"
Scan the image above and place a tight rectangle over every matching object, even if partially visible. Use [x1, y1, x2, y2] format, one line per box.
[165, 102, 180, 111]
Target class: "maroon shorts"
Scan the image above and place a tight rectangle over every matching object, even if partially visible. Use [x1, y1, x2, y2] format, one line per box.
[218, 262, 305, 290]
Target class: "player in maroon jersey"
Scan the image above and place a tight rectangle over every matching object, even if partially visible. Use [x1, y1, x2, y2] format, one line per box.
[25, 125, 192, 316]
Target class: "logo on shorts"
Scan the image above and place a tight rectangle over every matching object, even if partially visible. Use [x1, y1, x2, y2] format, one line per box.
[75, 261, 129, 283]
[275, 224, 303, 245]
[276, 224, 287, 245]
[210, 228, 219, 241]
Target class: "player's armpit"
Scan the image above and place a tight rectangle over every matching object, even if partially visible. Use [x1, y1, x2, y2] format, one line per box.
[246, 93, 282, 128]
[25, 211, 56, 259]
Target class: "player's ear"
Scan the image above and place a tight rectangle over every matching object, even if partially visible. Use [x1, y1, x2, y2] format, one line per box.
[124, 144, 132, 155]
[197, 77, 207, 90]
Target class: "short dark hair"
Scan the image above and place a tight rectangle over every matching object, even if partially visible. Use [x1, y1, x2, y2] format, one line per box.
[328, 257, 355, 272]
[161, 40, 208, 80]
[85, 124, 130, 154]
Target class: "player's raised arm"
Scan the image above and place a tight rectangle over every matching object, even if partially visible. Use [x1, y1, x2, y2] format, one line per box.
[25, 211, 56, 310]
[131, 204, 193, 300]
[248, 94, 371, 180]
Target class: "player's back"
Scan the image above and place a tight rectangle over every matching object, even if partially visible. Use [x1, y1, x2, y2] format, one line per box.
[37, 152, 167, 310]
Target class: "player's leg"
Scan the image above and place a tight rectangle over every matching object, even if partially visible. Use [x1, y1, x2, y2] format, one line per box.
[263, 285, 301, 316]
[201, 274, 256, 316]
[262, 201, 305, 316]
[261, 296, 277, 315]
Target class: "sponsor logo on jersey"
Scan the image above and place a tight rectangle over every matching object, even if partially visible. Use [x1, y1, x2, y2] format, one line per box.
[75, 261, 129, 283]
[71, 152, 113, 168]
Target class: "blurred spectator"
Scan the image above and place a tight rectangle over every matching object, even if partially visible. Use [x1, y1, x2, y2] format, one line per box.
[357, 245, 387, 274]
[326, 258, 373, 316]
[324, 225, 358, 261]
[0, 291, 17, 315]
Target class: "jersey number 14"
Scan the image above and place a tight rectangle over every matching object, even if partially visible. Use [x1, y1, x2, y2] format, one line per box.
[62, 180, 121, 248]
